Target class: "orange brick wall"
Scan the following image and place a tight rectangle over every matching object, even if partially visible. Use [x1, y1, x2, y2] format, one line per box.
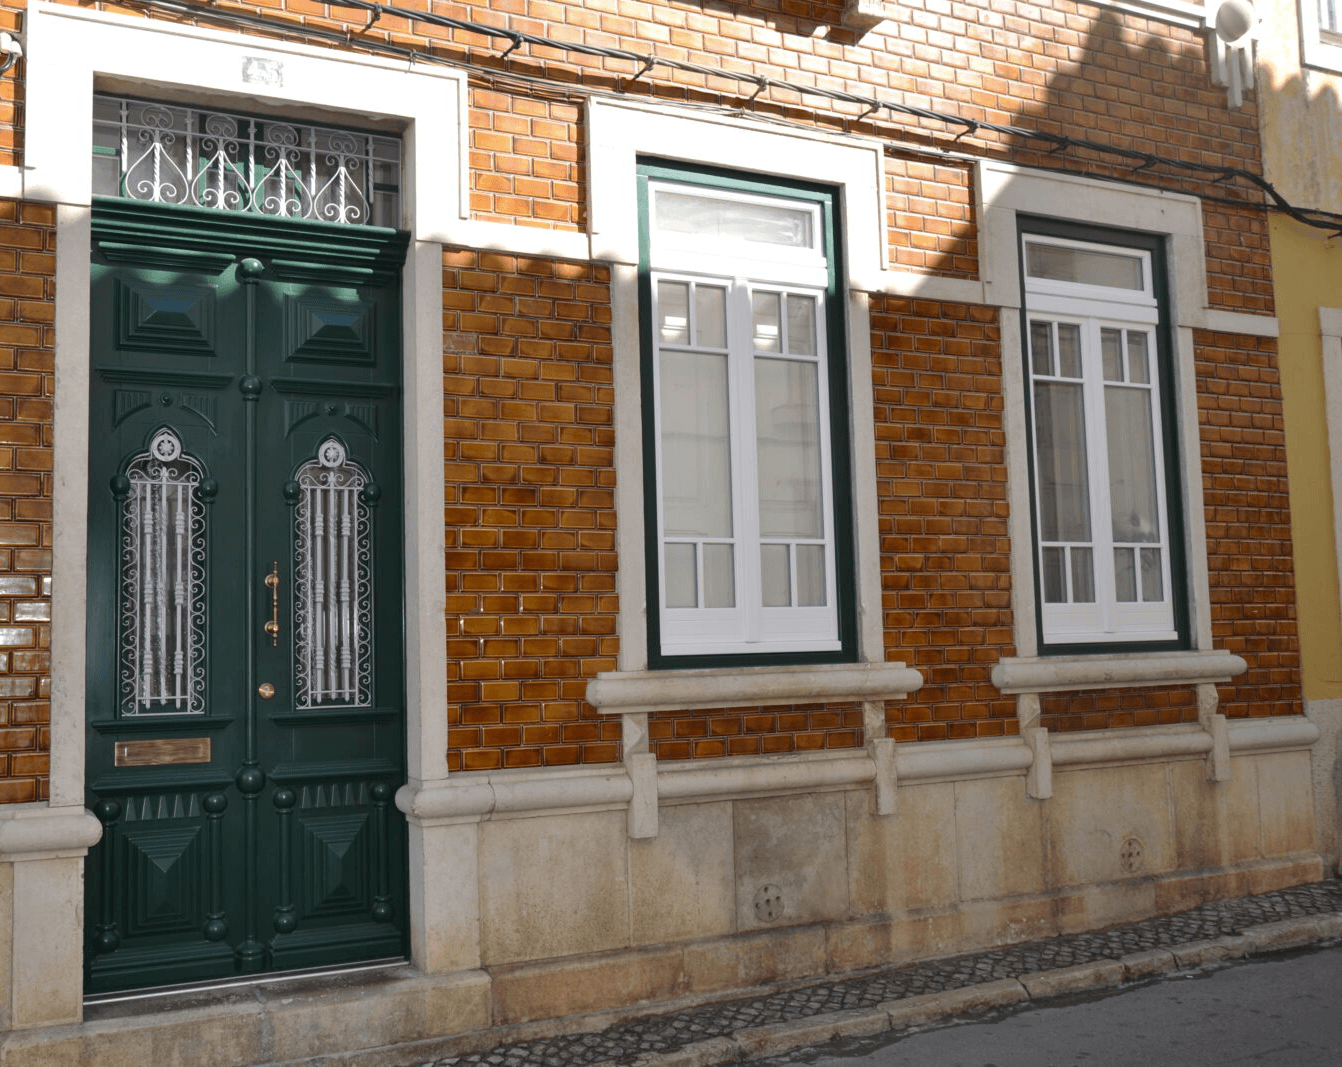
[441, 249, 622, 771]
[0, 0, 1304, 789]
[0, 200, 54, 802]
[871, 297, 1018, 742]
[1197, 330, 1303, 720]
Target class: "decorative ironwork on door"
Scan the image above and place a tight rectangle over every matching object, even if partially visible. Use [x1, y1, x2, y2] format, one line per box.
[92, 95, 402, 227]
[117, 428, 208, 715]
[293, 437, 373, 709]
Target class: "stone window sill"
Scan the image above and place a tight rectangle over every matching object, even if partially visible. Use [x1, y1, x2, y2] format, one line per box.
[990, 650, 1247, 695]
[585, 660, 924, 715]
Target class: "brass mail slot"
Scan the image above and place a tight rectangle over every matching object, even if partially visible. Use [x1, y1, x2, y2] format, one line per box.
[115, 738, 212, 768]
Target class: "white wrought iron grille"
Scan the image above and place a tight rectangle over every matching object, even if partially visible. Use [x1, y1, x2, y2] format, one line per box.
[120, 429, 208, 716]
[294, 438, 373, 709]
[92, 95, 402, 228]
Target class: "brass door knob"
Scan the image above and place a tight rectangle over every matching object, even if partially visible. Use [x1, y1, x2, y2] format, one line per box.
[257, 682, 275, 700]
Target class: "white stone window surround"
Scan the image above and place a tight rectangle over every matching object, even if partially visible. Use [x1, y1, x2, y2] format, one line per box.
[1299, 0, 1342, 72]
[15, 0, 458, 998]
[589, 100, 899, 681]
[979, 159, 1265, 788]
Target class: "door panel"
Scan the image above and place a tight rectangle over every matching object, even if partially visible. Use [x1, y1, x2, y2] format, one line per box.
[84, 201, 409, 993]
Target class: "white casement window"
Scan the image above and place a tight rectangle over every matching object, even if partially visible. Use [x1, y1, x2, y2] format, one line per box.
[643, 172, 849, 662]
[1023, 231, 1182, 647]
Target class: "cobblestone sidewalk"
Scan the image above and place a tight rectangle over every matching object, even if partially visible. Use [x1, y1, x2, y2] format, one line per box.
[424, 880, 1342, 1067]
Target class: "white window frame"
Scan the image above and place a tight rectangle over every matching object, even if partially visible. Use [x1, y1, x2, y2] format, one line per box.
[1300, 0, 1342, 73]
[1022, 232, 1179, 646]
[646, 178, 842, 659]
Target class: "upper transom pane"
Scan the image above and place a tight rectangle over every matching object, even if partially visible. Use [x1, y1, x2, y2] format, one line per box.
[1025, 239, 1145, 292]
[92, 95, 402, 228]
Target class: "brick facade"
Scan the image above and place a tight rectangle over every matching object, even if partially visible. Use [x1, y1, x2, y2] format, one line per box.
[0, 0, 1304, 792]
[0, 199, 53, 802]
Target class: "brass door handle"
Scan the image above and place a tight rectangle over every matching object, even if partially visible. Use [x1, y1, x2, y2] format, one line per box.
[264, 561, 280, 646]
[258, 682, 275, 700]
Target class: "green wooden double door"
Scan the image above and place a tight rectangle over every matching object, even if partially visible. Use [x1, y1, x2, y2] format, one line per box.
[83, 201, 409, 993]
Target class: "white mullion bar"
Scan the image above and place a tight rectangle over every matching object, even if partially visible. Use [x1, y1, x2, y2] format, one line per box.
[339, 486, 354, 701]
[173, 482, 187, 708]
[138, 482, 152, 708]
[155, 474, 169, 705]
[734, 279, 761, 640]
[312, 484, 327, 701]
[326, 480, 338, 700]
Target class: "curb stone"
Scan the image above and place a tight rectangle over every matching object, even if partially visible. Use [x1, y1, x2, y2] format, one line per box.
[733, 1008, 891, 1060]
[424, 881, 1342, 1067]
[1118, 948, 1176, 980]
[1019, 959, 1126, 999]
[882, 978, 1028, 1028]
[1170, 934, 1251, 967]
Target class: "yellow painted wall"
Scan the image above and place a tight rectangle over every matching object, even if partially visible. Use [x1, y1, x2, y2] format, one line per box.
[1270, 214, 1342, 699]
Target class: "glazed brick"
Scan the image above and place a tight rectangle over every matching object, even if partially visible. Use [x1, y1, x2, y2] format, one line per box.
[443, 249, 620, 772]
[872, 297, 1018, 742]
[0, 197, 51, 803]
[1196, 330, 1303, 720]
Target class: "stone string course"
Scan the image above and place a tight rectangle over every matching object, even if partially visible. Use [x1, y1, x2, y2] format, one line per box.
[425, 880, 1342, 1067]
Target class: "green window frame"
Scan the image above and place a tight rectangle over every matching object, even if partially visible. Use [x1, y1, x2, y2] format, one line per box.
[637, 160, 857, 669]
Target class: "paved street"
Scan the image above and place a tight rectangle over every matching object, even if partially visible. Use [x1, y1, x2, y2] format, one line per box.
[752, 944, 1342, 1067]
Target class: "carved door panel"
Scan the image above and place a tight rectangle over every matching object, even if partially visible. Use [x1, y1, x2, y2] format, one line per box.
[83, 201, 408, 993]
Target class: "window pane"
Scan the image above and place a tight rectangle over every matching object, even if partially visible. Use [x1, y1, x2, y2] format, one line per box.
[1033, 381, 1092, 542]
[1114, 547, 1137, 602]
[658, 281, 689, 345]
[752, 291, 782, 352]
[1127, 332, 1150, 384]
[1057, 324, 1082, 378]
[1071, 546, 1095, 602]
[695, 285, 727, 349]
[1141, 546, 1163, 602]
[1101, 328, 1123, 381]
[660, 351, 732, 537]
[796, 544, 825, 606]
[761, 544, 790, 606]
[1029, 321, 1053, 376]
[665, 543, 697, 608]
[787, 295, 817, 356]
[756, 358, 823, 538]
[1042, 546, 1066, 603]
[703, 543, 735, 608]
[1025, 242, 1144, 290]
[655, 190, 814, 249]
[1105, 386, 1160, 543]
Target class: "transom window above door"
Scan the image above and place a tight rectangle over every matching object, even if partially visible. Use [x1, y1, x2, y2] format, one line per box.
[92, 95, 402, 228]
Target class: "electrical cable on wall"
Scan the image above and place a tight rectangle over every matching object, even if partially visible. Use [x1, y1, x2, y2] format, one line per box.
[122, 0, 1342, 235]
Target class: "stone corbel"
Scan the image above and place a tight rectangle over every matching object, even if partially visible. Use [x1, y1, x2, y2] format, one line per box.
[1198, 682, 1231, 782]
[622, 711, 658, 839]
[1206, 0, 1260, 109]
[841, 0, 892, 36]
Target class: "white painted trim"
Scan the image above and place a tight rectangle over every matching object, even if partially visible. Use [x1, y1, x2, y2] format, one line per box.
[24, 2, 466, 240]
[403, 240, 449, 788]
[1299, 0, 1342, 73]
[1202, 308, 1280, 338]
[980, 159, 1220, 664]
[431, 219, 591, 262]
[0, 165, 21, 200]
[49, 205, 91, 809]
[873, 270, 987, 303]
[1227, 716, 1322, 752]
[587, 661, 923, 715]
[1319, 308, 1342, 645]
[1086, 0, 1209, 30]
[587, 98, 887, 288]
[991, 651, 1248, 694]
